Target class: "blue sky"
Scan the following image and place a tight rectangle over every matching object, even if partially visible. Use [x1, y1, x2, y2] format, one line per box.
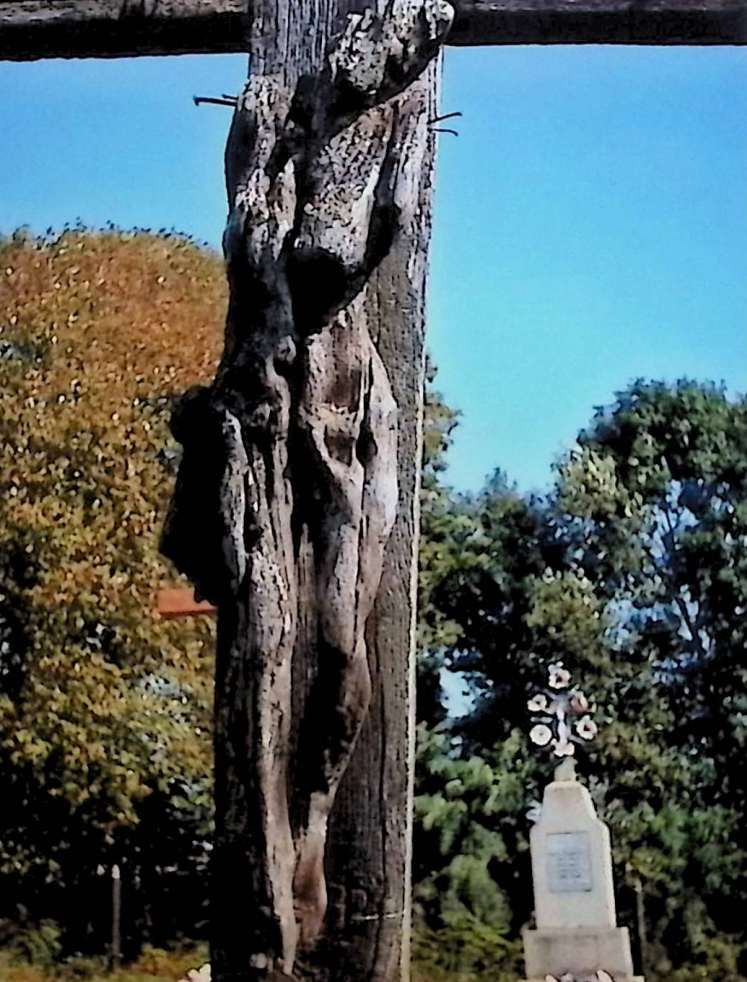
[2, 44, 746, 494]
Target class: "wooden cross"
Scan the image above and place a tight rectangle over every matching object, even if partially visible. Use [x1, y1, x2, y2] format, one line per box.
[2, 3, 744, 982]
[2, 1, 747, 56]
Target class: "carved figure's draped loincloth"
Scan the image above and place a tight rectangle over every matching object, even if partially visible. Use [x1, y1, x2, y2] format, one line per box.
[161, 2, 453, 977]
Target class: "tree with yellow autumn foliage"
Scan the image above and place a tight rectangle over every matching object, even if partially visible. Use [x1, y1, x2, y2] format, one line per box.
[0, 227, 226, 955]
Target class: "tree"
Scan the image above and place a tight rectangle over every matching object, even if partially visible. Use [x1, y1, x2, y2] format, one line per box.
[561, 379, 747, 775]
[414, 378, 747, 981]
[0, 227, 224, 954]
[555, 380, 747, 977]
[417, 361, 461, 726]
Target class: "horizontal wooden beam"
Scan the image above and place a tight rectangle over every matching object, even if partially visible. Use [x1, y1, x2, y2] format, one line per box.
[0, 0, 745, 60]
[448, 1, 747, 46]
[0, 1, 252, 61]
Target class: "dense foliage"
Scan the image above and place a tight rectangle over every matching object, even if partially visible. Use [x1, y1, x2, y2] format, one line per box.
[2, 229, 746, 982]
[413, 377, 747, 982]
[0, 228, 225, 958]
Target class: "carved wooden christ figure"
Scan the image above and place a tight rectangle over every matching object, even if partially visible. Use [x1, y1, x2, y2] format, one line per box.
[161, 2, 453, 977]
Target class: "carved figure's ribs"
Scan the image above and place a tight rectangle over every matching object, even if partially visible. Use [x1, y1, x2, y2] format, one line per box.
[294, 107, 395, 270]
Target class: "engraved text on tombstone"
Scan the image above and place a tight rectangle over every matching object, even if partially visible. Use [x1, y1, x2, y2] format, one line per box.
[546, 831, 593, 894]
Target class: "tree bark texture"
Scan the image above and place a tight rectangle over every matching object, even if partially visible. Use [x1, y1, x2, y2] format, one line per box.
[161, 2, 449, 980]
[3, 0, 747, 60]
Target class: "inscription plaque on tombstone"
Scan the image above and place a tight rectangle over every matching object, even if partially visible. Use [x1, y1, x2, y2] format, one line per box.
[546, 832, 593, 894]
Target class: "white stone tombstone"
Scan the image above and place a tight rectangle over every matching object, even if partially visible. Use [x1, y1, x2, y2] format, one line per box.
[523, 759, 643, 981]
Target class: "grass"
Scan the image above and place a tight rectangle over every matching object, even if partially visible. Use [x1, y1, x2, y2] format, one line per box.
[0, 946, 209, 982]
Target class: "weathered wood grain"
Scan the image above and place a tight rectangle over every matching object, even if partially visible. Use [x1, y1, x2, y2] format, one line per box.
[2, 0, 746, 60]
[0, 0, 252, 58]
[160, 1, 448, 979]
[449, 0, 747, 45]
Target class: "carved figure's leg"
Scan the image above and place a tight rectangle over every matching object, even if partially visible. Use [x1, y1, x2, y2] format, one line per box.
[212, 74, 303, 978]
[293, 294, 398, 945]
[162, 377, 300, 978]
[166, 72, 303, 978]
[212, 382, 299, 978]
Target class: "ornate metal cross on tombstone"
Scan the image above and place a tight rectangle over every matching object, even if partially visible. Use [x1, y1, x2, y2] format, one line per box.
[527, 662, 598, 767]
[523, 665, 641, 982]
[1, 2, 745, 980]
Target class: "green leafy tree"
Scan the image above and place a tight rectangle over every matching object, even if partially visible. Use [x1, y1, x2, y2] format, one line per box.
[414, 383, 548, 980]
[417, 360, 462, 726]
[414, 378, 747, 981]
[554, 380, 747, 978]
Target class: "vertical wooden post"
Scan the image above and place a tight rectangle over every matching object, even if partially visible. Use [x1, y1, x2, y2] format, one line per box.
[162, 3, 446, 980]
[316, 61, 440, 982]
[110, 863, 122, 971]
[216, 6, 441, 980]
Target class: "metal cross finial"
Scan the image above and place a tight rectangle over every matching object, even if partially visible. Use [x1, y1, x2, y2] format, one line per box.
[527, 662, 598, 760]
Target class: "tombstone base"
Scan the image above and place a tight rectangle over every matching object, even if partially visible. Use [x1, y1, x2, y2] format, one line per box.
[523, 925, 642, 981]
